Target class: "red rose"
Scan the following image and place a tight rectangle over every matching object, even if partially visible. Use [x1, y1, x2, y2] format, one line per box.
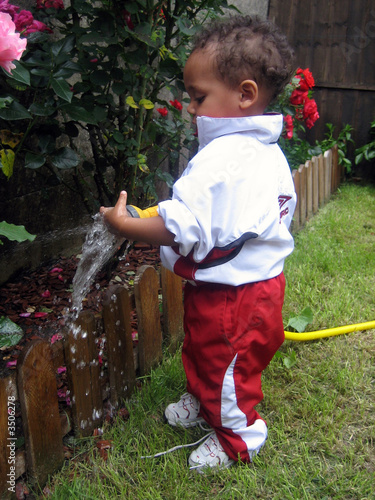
[157, 107, 168, 117]
[283, 115, 294, 139]
[122, 10, 134, 30]
[169, 99, 183, 111]
[290, 89, 308, 106]
[296, 68, 315, 91]
[14, 10, 52, 34]
[36, 0, 64, 8]
[303, 98, 319, 129]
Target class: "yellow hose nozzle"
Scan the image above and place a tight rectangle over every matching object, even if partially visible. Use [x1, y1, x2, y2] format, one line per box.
[126, 205, 159, 218]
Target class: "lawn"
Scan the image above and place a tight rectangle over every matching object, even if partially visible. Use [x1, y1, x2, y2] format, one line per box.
[40, 182, 375, 500]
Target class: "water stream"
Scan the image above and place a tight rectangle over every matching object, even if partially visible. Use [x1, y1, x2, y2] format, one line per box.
[69, 213, 124, 320]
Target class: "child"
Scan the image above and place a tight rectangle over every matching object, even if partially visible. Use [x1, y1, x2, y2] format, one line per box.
[100, 15, 296, 471]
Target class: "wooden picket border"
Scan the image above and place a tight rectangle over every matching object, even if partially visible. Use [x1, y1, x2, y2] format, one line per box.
[0, 146, 340, 496]
[0, 265, 184, 496]
[291, 145, 340, 231]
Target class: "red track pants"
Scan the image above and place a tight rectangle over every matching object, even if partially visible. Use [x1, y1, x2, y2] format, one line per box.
[182, 273, 286, 462]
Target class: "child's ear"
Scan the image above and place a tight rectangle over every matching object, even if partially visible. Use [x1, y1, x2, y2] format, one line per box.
[239, 80, 258, 110]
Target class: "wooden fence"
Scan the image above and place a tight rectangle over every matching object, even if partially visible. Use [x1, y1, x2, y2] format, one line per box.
[0, 147, 339, 497]
[291, 146, 340, 231]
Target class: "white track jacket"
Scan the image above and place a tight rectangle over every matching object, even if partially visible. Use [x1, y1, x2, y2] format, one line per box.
[158, 114, 297, 286]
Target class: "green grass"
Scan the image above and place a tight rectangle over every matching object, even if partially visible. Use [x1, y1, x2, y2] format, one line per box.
[39, 183, 375, 499]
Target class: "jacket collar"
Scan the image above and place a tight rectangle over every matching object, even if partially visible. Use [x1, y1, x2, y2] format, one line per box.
[196, 114, 283, 150]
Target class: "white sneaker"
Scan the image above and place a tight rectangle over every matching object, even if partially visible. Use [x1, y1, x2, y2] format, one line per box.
[188, 432, 235, 471]
[165, 392, 205, 428]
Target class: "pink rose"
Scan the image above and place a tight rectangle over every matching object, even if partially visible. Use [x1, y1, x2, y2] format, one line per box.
[0, 12, 27, 73]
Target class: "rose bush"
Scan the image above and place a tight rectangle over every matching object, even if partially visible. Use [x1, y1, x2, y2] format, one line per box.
[268, 67, 322, 168]
[0, 0, 235, 214]
[0, 9, 36, 245]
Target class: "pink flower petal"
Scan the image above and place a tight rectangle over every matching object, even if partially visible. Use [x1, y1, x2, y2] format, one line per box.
[35, 312, 48, 318]
[19, 312, 31, 317]
[57, 366, 66, 374]
[132, 331, 138, 341]
[50, 267, 63, 273]
[41, 289, 51, 298]
[6, 359, 17, 368]
[51, 333, 63, 344]
[0, 12, 27, 74]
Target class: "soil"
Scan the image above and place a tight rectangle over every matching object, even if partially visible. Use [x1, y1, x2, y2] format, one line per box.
[0, 243, 161, 377]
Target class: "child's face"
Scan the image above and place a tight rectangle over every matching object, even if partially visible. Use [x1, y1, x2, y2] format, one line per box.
[183, 49, 244, 124]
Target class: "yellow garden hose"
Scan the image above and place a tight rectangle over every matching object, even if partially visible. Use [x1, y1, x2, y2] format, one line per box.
[284, 320, 375, 341]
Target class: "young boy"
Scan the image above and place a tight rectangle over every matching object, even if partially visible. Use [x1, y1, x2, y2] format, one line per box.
[100, 15, 296, 471]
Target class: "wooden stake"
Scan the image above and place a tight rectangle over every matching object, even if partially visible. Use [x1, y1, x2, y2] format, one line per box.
[102, 285, 136, 405]
[135, 265, 162, 375]
[17, 340, 64, 485]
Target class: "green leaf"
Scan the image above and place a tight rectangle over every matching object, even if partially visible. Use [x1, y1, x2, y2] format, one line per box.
[51, 35, 75, 58]
[0, 316, 23, 335]
[0, 335, 23, 348]
[51, 79, 73, 103]
[50, 147, 79, 169]
[8, 61, 30, 85]
[29, 102, 55, 116]
[90, 70, 111, 87]
[286, 307, 313, 333]
[0, 221, 36, 243]
[0, 97, 12, 109]
[30, 67, 51, 77]
[61, 103, 98, 124]
[0, 101, 31, 120]
[0, 317, 23, 348]
[53, 61, 82, 79]
[112, 81, 128, 95]
[25, 152, 46, 169]
[176, 16, 200, 36]
[123, 1, 138, 13]
[283, 350, 297, 369]
[0, 149, 15, 178]
[112, 130, 125, 143]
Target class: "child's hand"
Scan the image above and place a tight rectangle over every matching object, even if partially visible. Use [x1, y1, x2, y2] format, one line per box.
[100, 190, 129, 236]
[100, 191, 175, 246]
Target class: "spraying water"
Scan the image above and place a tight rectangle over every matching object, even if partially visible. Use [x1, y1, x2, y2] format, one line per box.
[70, 213, 124, 319]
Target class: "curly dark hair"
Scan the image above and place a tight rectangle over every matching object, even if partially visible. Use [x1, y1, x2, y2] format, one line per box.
[191, 15, 295, 102]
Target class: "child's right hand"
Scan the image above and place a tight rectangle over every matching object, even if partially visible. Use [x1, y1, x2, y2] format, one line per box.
[100, 190, 129, 236]
[100, 191, 176, 246]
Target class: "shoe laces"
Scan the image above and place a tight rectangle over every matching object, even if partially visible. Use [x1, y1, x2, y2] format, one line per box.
[141, 427, 213, 460]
